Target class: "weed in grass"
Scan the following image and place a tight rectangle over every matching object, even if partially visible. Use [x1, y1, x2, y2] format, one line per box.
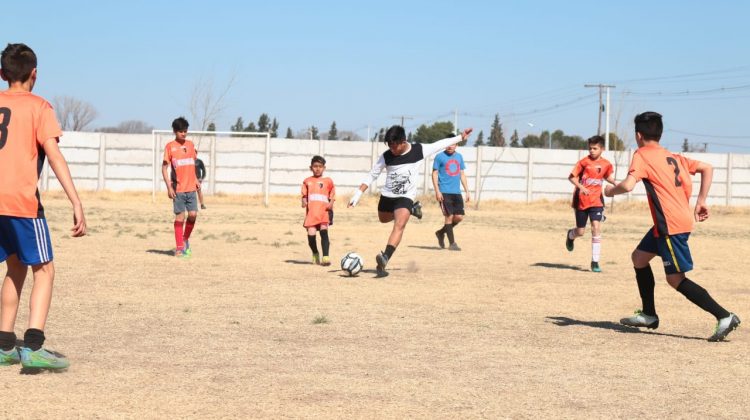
[312, 315, 329, 325]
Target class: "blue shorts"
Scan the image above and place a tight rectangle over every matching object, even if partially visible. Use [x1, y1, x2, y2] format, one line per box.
[575, 207, 604, 228]
[0, 216, 54, 265]
[637, 230, 693, 275]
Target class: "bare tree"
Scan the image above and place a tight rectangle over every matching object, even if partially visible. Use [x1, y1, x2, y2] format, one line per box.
[188, 72, 237, 131]
[96, 120, 154, 134]
[53, 96, 98, 131]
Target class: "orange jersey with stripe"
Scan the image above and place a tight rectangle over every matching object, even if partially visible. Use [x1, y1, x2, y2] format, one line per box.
[0, 91, 62, 218]
[570, 156, 613, 210]
[302, 176, 335, 227]
[628, 144, 700, 236]
[163, 140, 198, 193]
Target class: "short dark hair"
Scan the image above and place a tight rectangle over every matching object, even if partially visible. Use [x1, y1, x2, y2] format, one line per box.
[384, 125, 406, 145]
[587, 135, 605, 147]
[311, 155, 326, 166]
[172, 117, 189, 132]
[0, 43, 37, 83]
[634, 111, 663, 141]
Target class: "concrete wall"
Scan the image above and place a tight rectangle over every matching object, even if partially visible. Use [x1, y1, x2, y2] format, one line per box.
[43, 132, 750, 206]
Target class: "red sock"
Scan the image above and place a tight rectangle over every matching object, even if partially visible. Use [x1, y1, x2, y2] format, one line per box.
[174, 221, 185, 250]
[184, 220, 196, 241]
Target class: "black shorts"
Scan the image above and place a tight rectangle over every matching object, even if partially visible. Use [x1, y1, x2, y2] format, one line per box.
[439, 193, 465, 216]
[575, 207, 604, 228]
[378, 195, 413, 213]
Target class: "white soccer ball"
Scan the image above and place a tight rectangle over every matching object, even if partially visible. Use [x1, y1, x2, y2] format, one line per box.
[340, 252, 363, 276]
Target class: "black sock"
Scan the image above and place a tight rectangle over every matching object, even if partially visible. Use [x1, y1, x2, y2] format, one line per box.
[452, 220, 460, 227]
[320, 230, 330, 257]
[384, 244, 396, 259]
[0, 331, 16, 351]
[436, 226, 445, 234]
[23, 328, 45, 351]
[444, 224, 455, 244]
[635, 266, 656, 317]
[307, 235, 319, 255]
[677, 278, 731, 320]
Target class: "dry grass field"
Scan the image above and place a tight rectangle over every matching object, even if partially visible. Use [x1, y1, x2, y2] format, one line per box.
[1, 192, 748, 419]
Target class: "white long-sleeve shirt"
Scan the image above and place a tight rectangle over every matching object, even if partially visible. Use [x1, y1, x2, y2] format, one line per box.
[362, 135, 463, 200]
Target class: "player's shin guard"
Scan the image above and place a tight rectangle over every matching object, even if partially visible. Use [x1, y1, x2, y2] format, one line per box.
[184, 219, 196, 241]
[307, 235, 319, 254]
[174, 221, 185, 250]
[677, 278, 731, 320]
[444, 224, 455, 244]
[320, 230, 330, 257]
[635, 266, 656, 317]
[592, 236, 601, 262]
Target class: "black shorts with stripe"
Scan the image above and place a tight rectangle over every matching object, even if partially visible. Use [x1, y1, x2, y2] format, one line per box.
[440, 193, 465, 216]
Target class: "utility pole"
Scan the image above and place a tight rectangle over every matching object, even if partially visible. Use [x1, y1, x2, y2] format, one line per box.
[584, 83, 616, 150]
[391, 115, 414, 127]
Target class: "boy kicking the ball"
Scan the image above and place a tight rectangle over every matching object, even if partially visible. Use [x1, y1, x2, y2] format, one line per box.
[162, 117, 199, 257]
[301, 155, 335, 266]
[348, 126, 472, 277]
[605, 111, 740, 341]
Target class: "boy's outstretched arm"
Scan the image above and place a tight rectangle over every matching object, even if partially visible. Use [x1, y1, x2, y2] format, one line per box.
[694, 161, 713, 222]
[604, 174, 637, 197]
[43, 138, 86, 237]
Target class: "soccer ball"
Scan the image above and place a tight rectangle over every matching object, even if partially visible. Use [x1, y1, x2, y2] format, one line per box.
[340, 252, 363, 276]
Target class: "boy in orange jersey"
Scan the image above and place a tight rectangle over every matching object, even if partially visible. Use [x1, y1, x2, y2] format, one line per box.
[605, 111, 740, 341]
[162, 117, 199, 257]
[0, 43, 86, 371]
[301, 155, 335, 265]
[565, 135, 615, 272]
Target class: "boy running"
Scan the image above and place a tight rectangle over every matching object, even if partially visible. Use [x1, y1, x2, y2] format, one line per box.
[565, 135, 615, 272]
[162, 117, 199, 257]
[196, 157, 207, 210]
[0, 43, 86, 370]
[348, 125, 472, 277]
[301, 155, 335, 266]
[432, 141, 470, 251]
[605, 111, 740, 341]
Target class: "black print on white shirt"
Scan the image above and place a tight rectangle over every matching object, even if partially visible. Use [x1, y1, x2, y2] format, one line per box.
[389, 170, 411, 195]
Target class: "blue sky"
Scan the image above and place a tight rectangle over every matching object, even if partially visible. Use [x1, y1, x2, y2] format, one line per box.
[5, 0, 750, 151]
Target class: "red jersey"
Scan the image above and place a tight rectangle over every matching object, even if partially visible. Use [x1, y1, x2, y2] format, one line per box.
[0, 91, 62, 218]
[301, 176, 335, 227]
[628, 144, 700, 236]
[570, 156, 613, 210]
[163, 140, 198, 193]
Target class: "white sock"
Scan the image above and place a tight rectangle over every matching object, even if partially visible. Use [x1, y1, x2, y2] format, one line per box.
[592, 236, 602, 262]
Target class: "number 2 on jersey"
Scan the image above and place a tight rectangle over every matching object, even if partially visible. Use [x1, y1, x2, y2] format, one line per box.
[666, 157, 682, 187]
[0, 107, 11, 150]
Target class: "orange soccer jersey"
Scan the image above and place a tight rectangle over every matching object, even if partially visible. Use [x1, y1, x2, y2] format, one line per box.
[0, 91, 63, 218]
[163, 140, 198, 193]
[570, 156, 613, 210]
[628, 144, 700, 236]
[302, 176, 335, 227]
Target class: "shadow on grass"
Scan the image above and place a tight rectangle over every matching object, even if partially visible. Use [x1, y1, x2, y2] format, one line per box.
[284, 259, 316, 265]
[407, 245, 444, 251]
[532, 262, 589, 272]
[146, 249, 176, 257]
[545, 316, 705, 341]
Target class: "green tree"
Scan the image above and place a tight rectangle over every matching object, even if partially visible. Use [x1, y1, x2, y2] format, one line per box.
[473, 130, 485, 147]
[257, 113, 271, 132]
[412, 121, 455, 143]
[311, 126, 320, 140]
[488, 114, 505, 147]
[521, 134, 544, 148]
[270, 118, 279, 138]
[606, 133, 625, 151]
[328, 121, 338, 140]
[245, 122, 257, 132]
[285, 127, 293, 139]
[510, 129, 519, 147]
[230, 117, 244, 132]
[207, 122, 216, 132]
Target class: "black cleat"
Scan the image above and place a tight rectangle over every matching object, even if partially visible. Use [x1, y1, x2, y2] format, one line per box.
[375, 252, 389, 277]
[435, 230, 445, 249]
[411, 201, 423, 220]
[565, 229, 574, 252]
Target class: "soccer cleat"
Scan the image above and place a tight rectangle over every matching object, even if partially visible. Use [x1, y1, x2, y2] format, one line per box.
[620, 310, 659, 329]
[0, 347, 20, 366]
[174, 248, 184, 257]
[435, 230, 446, 249]
[19, 347, 69, 370]
[375, 251, 389, 277]
[565, 229, 574, 252]
[708, 313, 741, 342]
[411, 201, 423, 220]
[201, 204, 207, 210]
[312, 254, 320, 265]
[591, 261, 601, 272]
[183, 240, 192, 257]
[448, 243, 461, 251]
[321, 256, 331, 266]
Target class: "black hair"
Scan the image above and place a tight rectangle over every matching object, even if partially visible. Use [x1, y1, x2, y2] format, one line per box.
[383, 125, 406, 145]
[0, 43, 37, 83]
[587, 135, 605, 147]
[634, 111, 663, 141]
[311, 155, 326, 166]
[172, 117, 189, 132]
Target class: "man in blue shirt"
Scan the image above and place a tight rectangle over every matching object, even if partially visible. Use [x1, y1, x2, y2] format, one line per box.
[431, 142, 470, 250]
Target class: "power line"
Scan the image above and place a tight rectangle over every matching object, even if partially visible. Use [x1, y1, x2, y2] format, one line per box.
[666, 129, 750, 139]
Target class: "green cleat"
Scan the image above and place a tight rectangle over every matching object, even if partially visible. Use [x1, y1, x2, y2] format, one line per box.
[0, 347, 20, 366]
[20, 347, 69, 370]
[182, 240, 192, 257]
[591, 261, 601, 272]
[312, 253, 320, 265]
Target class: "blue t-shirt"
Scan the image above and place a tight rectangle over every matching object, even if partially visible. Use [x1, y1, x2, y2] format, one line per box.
[433, 151, 465, 194]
